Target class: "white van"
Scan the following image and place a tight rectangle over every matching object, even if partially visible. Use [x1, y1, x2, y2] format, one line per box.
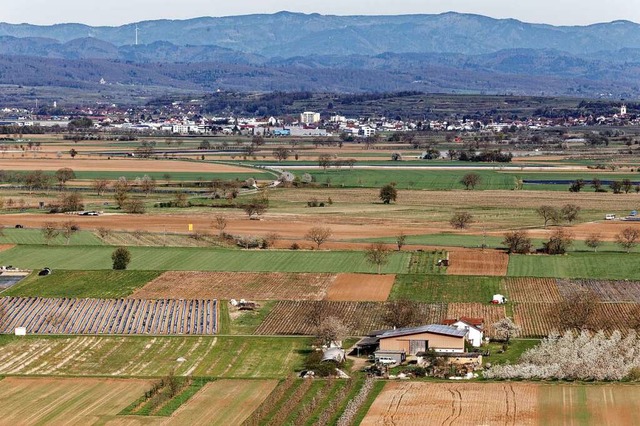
[605, 214, 616, 220]
[376, 356, 398, 365]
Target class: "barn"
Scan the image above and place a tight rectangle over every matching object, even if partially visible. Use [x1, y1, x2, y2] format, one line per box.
[377, 325, 467, 356]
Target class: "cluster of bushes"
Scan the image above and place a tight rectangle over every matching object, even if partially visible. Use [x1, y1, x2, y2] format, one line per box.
[458, 149, 513, 163]
[307, 197, 333, 208]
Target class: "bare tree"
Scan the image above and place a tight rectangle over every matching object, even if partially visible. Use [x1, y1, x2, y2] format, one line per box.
[54, 167, 75, 190]
[616, 227, 640, 253]
[382, 300, 419, 328]
[272, 147, 290, 162]
[41, 222, 59, 245]
[585, 233, 603, 252]
[536, 205, 560, 227]
[92, 178, 110, 196]
[113, 177, 130, 209]
[502, 230, 533, 254]
[543, 228, 574, 254]
[140, 175, 156, 196]
[242, 196, 269, 219]
[59, 192, 84, 212]
[318, 154, 333, 172]
[212, 214, 228, 237]
[124, 198, 146, 214]
[460, 173, 481, 190]
[365, 242, 392, 274]
[262, 232, 280, 249]
[60, 221, 79, 245]
[493, 317, 521, 343]
[450, 211, 474, 229]
[305, 226, 332, 249]
[96, 227, 112, 239]
[561, 204, 581, 224]
[556, 290, 598, 331]
[395, 232, 407, 251]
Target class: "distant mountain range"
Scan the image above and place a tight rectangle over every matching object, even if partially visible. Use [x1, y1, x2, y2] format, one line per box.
[1, 12, 639, 97]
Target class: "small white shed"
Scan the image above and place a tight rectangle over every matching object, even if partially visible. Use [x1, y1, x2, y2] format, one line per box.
[14, 327, 26, 336]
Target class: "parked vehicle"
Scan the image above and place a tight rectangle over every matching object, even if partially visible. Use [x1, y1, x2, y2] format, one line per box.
[605, 214, 616, 220]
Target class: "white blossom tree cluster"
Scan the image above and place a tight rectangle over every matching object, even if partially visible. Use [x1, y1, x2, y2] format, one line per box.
[485, 330, 640, 381]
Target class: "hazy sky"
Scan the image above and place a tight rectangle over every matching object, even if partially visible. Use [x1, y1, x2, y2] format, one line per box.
[4, 0, 639, 26]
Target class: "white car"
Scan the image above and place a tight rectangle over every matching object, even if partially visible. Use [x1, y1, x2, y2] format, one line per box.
[605, 214, 616, 220]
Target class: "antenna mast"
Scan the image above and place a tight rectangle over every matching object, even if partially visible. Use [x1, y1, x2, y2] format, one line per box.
[135, 26, 139, 45]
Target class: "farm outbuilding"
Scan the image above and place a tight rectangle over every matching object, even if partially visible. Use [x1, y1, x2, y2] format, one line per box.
[442, 317, 485, 347]
[377, 325, 467, 355]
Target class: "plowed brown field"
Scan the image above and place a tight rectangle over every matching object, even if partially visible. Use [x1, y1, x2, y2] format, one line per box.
[0, 158, 256, 173]
[132, 271, 337, 301]
[446, 302, 506, 337]
[447, 249, 509, 276]
[362, 382, 537, 426]
[325, 274, 395, 301]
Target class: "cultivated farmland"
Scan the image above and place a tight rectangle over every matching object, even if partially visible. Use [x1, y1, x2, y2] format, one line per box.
[557, 279, 640, 303]
[0, 336, 307, 377]
[507, 253, 640, 280]
[362, 382, 640, 425]
[167, 379, 277, 425]
[132, 271, 337, 301]
[325, 273, 395, 301]
[390, 275, 502, 303]
[0, 246, 411, 273]
[0, 377, 152, 425]
[0, 297, 218, 335]
[503, 277, 562, 303]
[254, 301, 447, 336]
[4, 270, 161, 298]
[447, 249, 509, 276]
[362, 382, 537, 426]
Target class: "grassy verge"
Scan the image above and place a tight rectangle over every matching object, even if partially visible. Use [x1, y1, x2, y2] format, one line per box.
[0, 228, 103, 246]
[484, 339, 540, 365]
[390, 274, 501, 303]
[3, 270, 161, 298]
[229, 301, 276, 335]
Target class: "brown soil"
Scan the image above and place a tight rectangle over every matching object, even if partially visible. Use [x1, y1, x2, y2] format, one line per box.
[0, 158, 256, 173]
[325, 274, 395, 301]
[132, 271, 337, 301]
[0, 244, 15, 252]
[447, 249, 509, 276]
[362, 382, 538, 426]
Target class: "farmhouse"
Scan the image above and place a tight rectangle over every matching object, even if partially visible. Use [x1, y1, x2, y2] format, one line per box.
[442, 317, 485, 347]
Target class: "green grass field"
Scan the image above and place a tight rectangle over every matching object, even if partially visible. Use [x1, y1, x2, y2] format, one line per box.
[507, 252, 640, 279]
[0, 228, 104, 246]
[2, 270, 160, 298]
[389, 274, 502, 303]
[0, 336, 308, 378]
[293, 169, 517, 190]
[0, 246, 411, 273]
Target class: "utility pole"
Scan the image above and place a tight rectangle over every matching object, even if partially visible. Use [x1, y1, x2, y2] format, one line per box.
[135, 26, 139, 46]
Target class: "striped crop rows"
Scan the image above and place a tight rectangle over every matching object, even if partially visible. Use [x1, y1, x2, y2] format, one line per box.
[0, 297, 217, 335]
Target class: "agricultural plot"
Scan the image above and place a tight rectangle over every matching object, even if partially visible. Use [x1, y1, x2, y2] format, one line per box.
[0, 246, 411, 274]
[166, 380, 277, 425]
[325, 273, 395, 301]
[0, 336, 307, 377]
[447, 249, 509, 276]
[363, 382, 640, 426]
[389, 275, 502, 303]
[514, 302, 640, 337]
[362, 382, 537, 426]
[406, 250, 447, 274]
[0, 228, 104, 246]
[446, 303, 506, 337]
[132, 271, 337, 301]
[557, 279, 640, 303]
[4, 270, 161, 298]
[503, 277, 562, 303]
[0, 297, 218, 335]
[507, 253, 640, 280]
[0, 377, 151, 425]
[254, 301, 447, 336]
